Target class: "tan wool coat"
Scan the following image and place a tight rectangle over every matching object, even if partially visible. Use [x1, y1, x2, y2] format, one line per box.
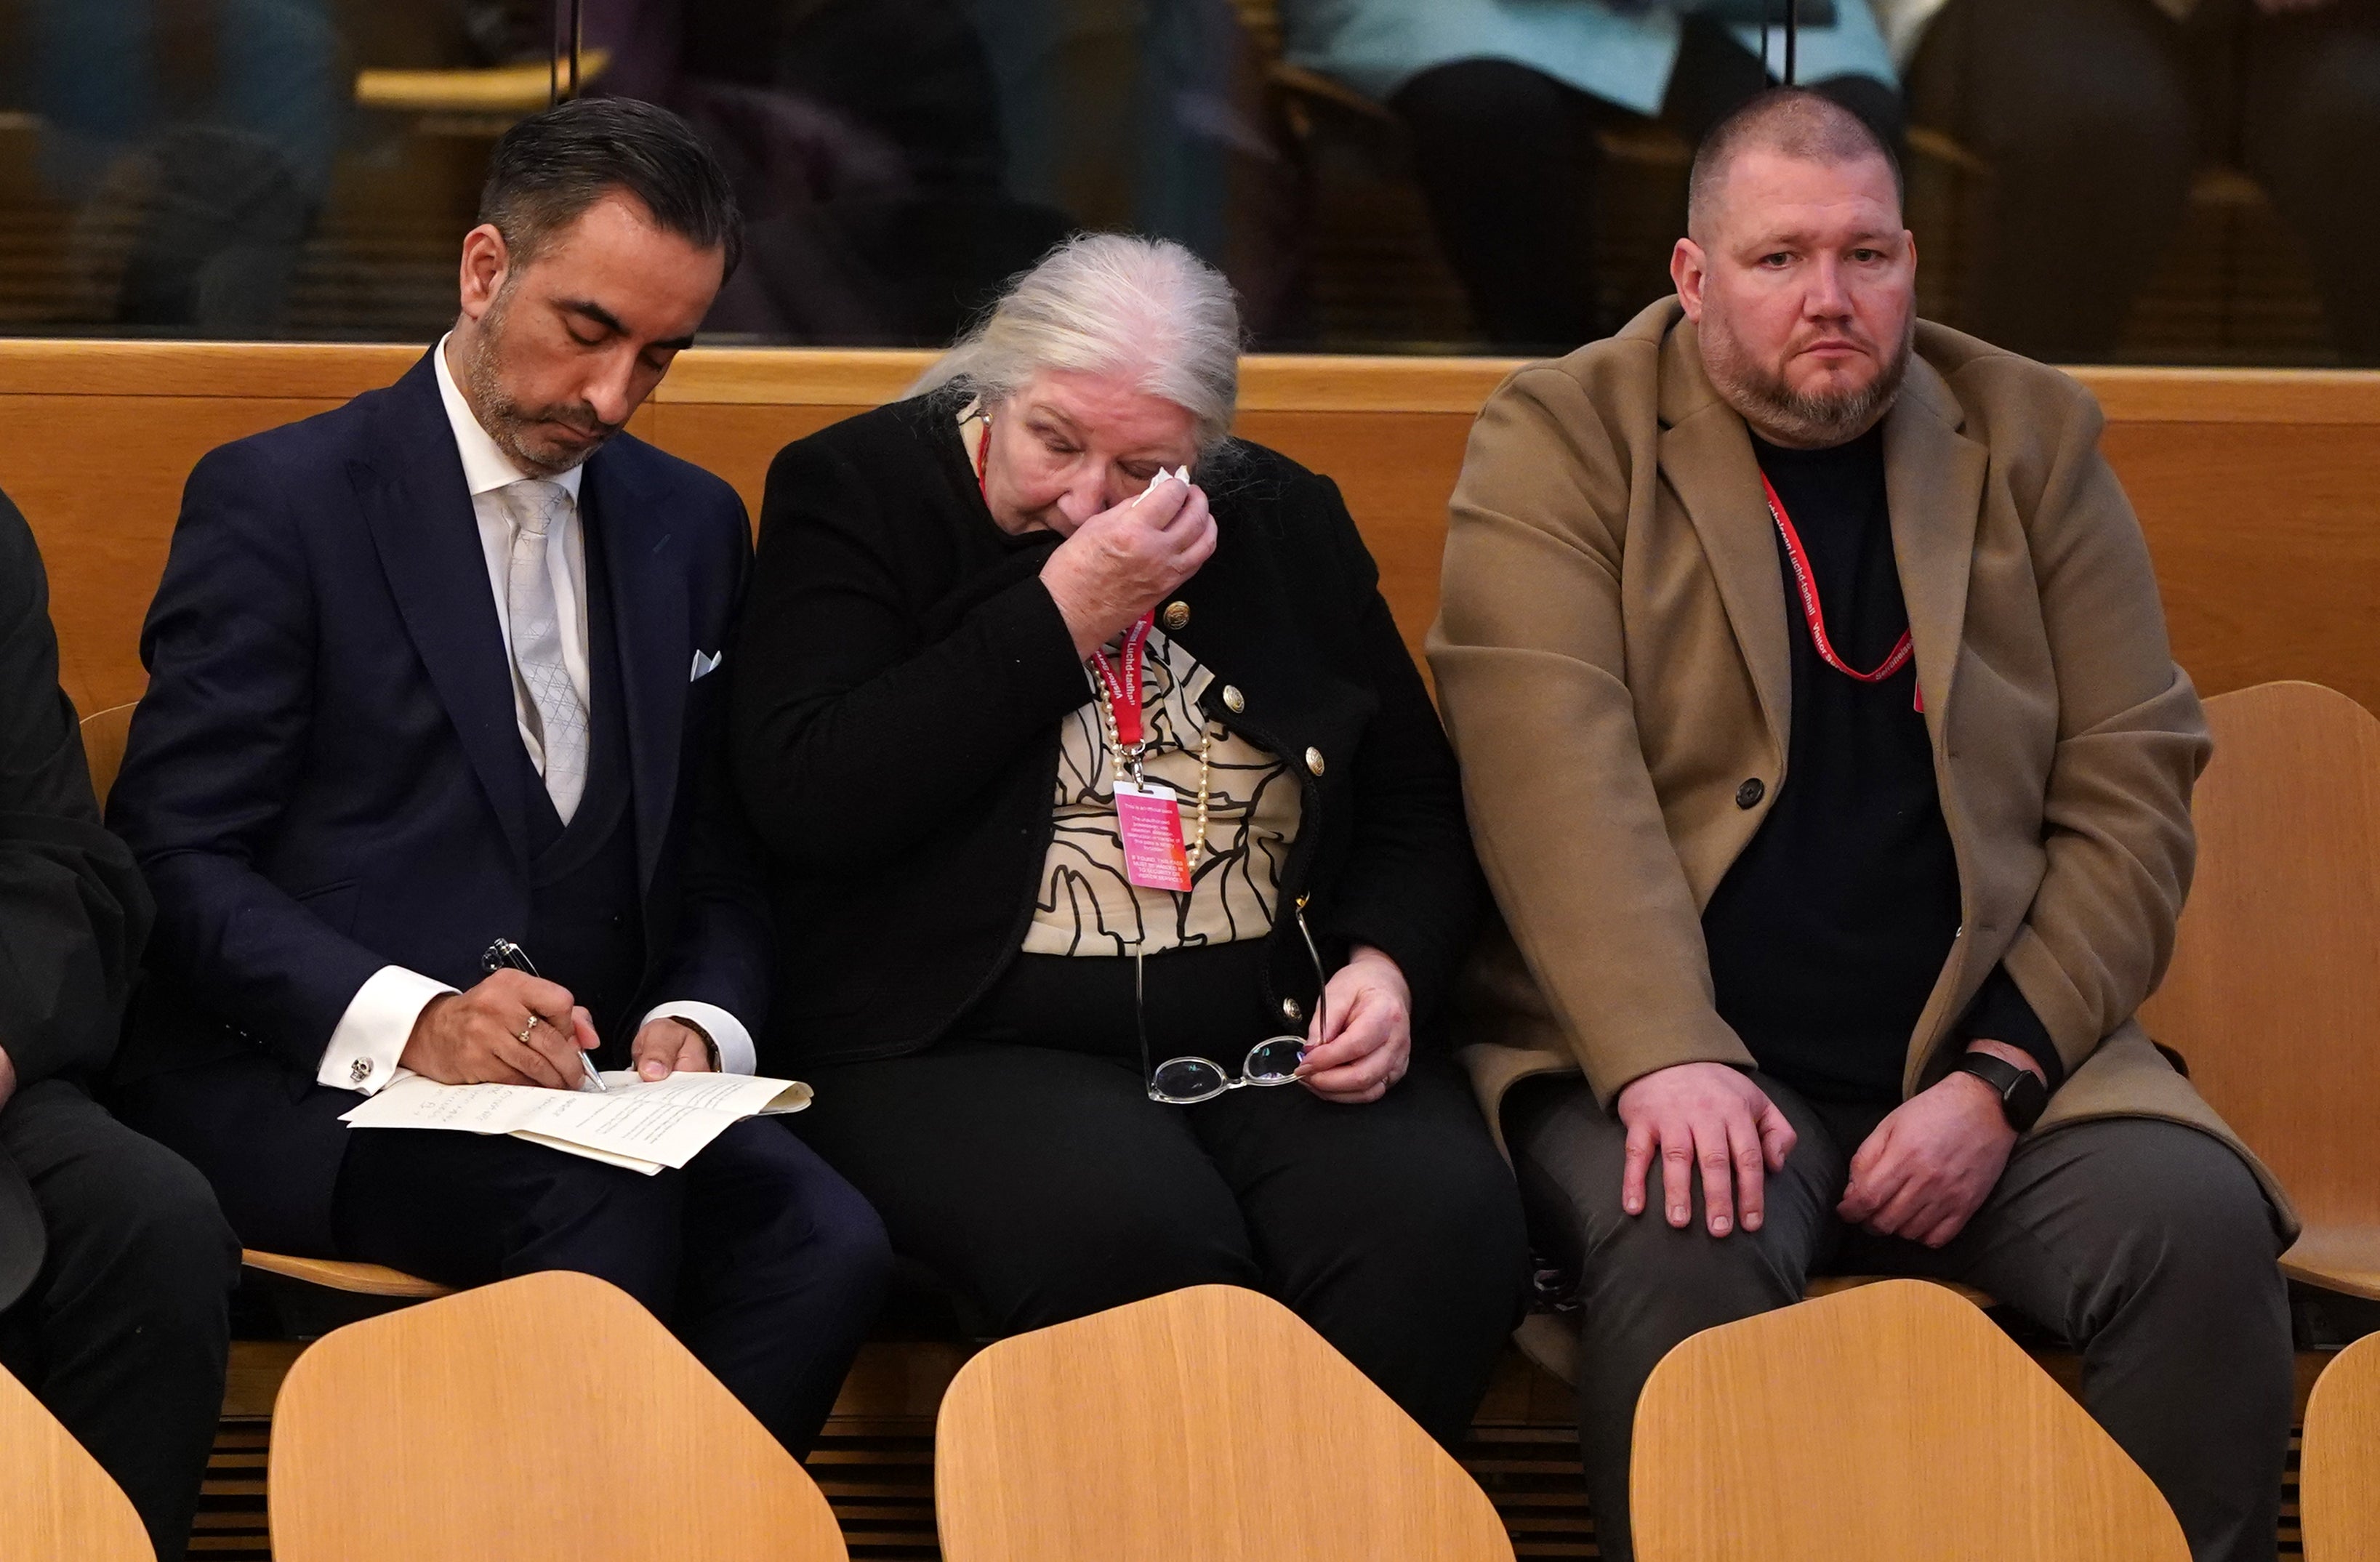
[1427, 297, 2296, 1236]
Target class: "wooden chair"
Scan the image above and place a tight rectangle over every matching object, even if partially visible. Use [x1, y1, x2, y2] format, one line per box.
[0, 1361, 153, 1562]
[76, 703, 451, 1305]
[268, 1269, 846, 1562]
[2137, 680, 2380, 1299]
[934, 1284, 1513, 1562]
[2301, 1329, 2380, 1561]
[1513, 1274, 1991, 1389]
[1631, 1279, 2187, 1562]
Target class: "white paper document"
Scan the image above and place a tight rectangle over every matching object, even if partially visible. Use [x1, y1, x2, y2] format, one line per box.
[341, 1071, 813, 1175]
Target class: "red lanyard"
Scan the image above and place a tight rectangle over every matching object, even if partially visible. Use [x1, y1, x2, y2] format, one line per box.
[1090, 613, 1157, 746]
[974, 416, 992, 495]
[1758, 472, 1921, 709]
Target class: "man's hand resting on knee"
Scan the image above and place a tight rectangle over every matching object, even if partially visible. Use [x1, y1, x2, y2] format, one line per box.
[1837, 1040, 2041, 1248]
[1615, 1063, 1798, 1238]
[400, 969, 596, 1089]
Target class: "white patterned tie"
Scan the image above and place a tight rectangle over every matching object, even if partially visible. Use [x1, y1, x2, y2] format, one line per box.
[502, 479, 589, 823]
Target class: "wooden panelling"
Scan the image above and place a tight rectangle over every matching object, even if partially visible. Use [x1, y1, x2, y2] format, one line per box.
[2109, 424, 2380, 714]
[0, 395, 353, 713]
[0, 340, 2374, 722]
[642, 401, 872, 523]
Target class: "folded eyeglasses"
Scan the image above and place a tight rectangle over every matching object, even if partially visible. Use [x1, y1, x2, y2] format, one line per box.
[1135, 899, 1327, 1106]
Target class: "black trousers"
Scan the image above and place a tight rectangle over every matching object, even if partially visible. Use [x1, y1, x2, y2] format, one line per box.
[1508, 1073, 2293, 1562]
[1389, 23, 1905, 352]
[0, 1080, 239, 1562]
[792, 946, 1531, 1446]
[331, 1116, 892, 1457]
[1910, 0, 2380, 362]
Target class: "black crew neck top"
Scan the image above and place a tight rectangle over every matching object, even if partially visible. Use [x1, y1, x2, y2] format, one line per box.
[1698, 425, 2057, 1104]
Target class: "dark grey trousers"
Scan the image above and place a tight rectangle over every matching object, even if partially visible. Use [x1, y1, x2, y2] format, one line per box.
[1507, 1074, 2293, 1562]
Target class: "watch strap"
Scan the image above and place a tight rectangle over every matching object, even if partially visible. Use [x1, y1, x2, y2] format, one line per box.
[1953, 1051, 2049, 1133]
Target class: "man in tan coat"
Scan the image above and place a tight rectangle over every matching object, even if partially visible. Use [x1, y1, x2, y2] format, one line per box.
[1430, 90, 2293, 1562]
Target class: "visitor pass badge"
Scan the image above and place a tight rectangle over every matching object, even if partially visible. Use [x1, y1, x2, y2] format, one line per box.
[1114, 781, 1194, 892]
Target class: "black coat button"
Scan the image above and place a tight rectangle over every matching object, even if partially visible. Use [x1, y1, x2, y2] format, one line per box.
[1735, 778, 1766, 810]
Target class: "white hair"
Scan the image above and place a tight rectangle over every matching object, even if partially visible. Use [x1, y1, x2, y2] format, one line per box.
[909, 233, 1244, 456]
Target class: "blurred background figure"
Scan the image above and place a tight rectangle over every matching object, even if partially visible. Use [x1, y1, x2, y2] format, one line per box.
[579, 0, 1074, 344]
[1277, 0, 1902, 351]
[0, 0, 2368, 361]
[1890, 0, 2380, 363]
[24, 0, 347, 334]
[960, 0, 1302, 338]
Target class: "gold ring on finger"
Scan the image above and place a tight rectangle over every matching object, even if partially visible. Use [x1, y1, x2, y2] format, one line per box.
[515, 1016, 541, 1047]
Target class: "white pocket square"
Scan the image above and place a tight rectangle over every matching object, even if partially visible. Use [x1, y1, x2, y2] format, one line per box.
[690, 649, 723, 681]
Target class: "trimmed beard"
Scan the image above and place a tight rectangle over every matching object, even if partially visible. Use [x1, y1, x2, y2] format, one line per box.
[1701, 307, 1916, 449]
[462, 284, 619, 476]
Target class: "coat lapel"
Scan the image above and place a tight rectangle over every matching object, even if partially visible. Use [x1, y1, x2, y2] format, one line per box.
[350, 353, 534, 866]
[584, 450, 687, 894]
[1655, 318, 1793, 757]
[1882, 359, 1990, 730]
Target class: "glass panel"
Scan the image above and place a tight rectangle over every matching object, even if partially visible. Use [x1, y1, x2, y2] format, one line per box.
[0, 0, 2371, 363]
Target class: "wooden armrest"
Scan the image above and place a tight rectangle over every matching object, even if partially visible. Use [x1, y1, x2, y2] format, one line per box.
[241, 1249, 454, 1299]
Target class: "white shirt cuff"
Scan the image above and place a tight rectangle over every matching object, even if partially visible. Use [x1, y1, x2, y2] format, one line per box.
[640, 1000, 755, 1076]
[318, 967, 457, 1095]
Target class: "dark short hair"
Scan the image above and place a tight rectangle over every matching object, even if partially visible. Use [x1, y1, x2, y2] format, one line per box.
[478, 96, 742, 275]
[1686, 88, 1902, 241]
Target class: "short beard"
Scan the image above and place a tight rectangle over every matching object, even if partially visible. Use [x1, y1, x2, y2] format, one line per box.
[1701, 308, 1915, 449]
[462, 286, 619, 476]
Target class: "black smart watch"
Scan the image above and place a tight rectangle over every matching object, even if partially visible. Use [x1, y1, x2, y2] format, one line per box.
[1953, 1051, 2049, 1134]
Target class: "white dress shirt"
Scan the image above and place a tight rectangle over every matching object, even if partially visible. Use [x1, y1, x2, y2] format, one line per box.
[313, 337, 756, 1095]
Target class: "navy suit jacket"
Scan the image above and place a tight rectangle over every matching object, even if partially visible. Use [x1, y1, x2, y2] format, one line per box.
[106, 350, 772, 1254]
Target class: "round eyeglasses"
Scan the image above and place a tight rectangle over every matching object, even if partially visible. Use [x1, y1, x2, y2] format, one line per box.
[1137, 899, 1328, 1106]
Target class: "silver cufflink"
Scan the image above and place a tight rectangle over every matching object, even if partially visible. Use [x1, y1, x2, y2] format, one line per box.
[350, 1058, 372, 1084]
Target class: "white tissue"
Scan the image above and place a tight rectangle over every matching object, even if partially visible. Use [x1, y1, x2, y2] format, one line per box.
[1131, 465, 1194, 506]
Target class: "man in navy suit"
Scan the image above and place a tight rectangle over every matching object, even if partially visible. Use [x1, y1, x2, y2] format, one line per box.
[108, 97, 890, 1456]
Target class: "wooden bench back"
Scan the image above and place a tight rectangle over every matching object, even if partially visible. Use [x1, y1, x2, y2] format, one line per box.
[1631, 1279, 2188, 1562]
[268, 1270, 847, 1562]
[2136, 680, 2380, 1297]
[0, 1361, 152, 1562]
[934, 1284, 1513, 1561]
[3, 342, 2376, 717]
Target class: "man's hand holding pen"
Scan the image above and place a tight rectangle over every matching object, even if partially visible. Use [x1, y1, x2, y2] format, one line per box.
[400, 968, 599, 1090]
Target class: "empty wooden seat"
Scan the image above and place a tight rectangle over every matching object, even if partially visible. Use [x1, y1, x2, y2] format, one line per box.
[269, 1269, 847, 1561]
[1631, 1279, 2186, 1562]
[2138, 680, 2380, 1298]
[2301, 1329, 2380, 1561]
[0, 1358, 153, 1562]
[934, 1284, 1513, 1562]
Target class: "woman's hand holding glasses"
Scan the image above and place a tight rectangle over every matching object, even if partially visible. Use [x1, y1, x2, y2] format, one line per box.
[1294, 944, 1412, 1104]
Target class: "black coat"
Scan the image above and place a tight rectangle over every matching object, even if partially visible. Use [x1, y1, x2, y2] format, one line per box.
[731, 395, 1484, 1071]
[0, 488, 154, 1311]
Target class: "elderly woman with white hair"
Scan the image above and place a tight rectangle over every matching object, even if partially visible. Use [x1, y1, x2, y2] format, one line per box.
[729, 233, 1528, 1441]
